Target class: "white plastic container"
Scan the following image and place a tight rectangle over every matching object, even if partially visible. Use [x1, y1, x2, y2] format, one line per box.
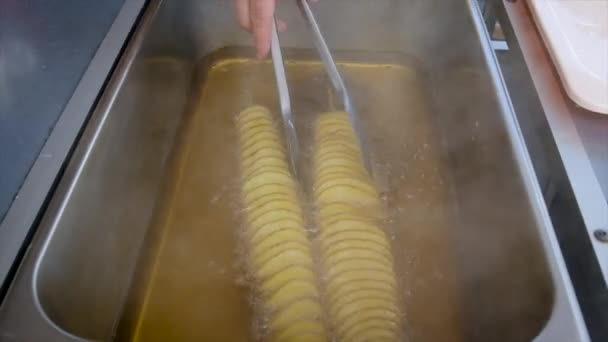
[529, 0, 608, 114]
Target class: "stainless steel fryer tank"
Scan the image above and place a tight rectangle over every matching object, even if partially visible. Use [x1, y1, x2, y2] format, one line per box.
[0, 0, 588, 341]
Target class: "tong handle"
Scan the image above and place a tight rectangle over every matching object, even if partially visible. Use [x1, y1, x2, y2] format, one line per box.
[271, 17, 292, 118]
[271, 16, 300, 175]
[296, 0, 373, 175]
[296, 0, 352, 114]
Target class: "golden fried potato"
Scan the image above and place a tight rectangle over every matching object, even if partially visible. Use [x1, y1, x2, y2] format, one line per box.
[312, 111, 401, 342]
[237, 106, 327, 341]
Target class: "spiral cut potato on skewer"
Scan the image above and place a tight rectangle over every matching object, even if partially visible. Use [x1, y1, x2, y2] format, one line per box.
[313, 112, 402, 341]
[237, 105, 327, 342]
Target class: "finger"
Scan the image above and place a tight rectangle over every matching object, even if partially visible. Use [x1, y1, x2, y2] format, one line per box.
[235, 0, 251, 31]
[250, 0, 276, 59]
[277, 18, 287, 32]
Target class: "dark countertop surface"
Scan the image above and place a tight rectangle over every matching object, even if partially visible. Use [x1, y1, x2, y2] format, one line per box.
[0, 0, 125, 221]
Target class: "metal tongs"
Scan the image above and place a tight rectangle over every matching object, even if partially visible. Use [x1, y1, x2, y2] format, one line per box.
[270, 0, 372, 176]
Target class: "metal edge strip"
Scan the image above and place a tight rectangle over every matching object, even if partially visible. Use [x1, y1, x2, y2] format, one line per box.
[467, 0, 590, 341]
[0, 0, 147, 294]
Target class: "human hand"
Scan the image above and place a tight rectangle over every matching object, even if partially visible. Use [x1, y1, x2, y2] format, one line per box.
[235, 0, 318, 59]
[234, 0, 279, 59]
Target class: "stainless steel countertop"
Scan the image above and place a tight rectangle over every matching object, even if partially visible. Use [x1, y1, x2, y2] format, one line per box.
[0, 0, 605, 338]
[0, 0, 125, 221]
[493, 0, 607, 339]
[502, 0, 608, 286]
[574, 111, 608, 202]
[0, 0, 145, 292]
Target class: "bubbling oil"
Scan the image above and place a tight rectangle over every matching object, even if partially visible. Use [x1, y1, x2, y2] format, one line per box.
[118, 52, 458, 342]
